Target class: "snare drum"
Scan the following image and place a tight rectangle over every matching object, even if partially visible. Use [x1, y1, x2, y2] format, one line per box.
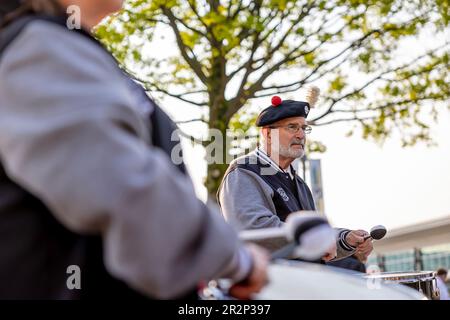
[364, 271, 440, 300]
[199, 261, 425, 300]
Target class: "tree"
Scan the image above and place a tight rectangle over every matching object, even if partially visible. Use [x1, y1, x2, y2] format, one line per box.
[96, 0, 450, 198]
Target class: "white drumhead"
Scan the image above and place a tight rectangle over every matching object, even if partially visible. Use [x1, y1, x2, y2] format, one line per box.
[253, 260, 426, 300]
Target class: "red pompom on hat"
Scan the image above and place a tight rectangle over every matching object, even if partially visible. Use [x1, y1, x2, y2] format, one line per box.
[271, 96, 282, 107]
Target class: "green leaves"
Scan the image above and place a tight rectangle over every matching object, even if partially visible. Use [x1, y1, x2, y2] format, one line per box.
[303, 52, 316, 66]
[307, 140, 327, 154]
[329, 75, 347, 92]
[180, 31, 199, 48]
[435, 0, 450, 26]
[95, 0, 450, 192]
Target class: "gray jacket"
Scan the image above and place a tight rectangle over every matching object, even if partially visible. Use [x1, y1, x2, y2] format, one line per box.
[218, 152, 355, 260]
[0, 20, 250, 299]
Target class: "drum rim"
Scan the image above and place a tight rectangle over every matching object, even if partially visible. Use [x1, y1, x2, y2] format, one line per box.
[365, 271, 436, 282]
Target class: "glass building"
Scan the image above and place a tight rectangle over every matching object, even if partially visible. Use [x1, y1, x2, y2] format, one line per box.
[366, 243, 450, 295]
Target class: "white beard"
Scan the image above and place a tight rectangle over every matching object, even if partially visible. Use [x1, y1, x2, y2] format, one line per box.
[279, 143, 305, 159]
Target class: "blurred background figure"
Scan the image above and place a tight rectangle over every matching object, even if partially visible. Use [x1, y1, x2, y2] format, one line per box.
[436, 268, 449, 300]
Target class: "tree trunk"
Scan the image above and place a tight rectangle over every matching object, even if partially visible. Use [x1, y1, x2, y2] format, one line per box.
[206, 161, 229, 203]
[205, 50, 229, 203]
[205, 115, 229, 204]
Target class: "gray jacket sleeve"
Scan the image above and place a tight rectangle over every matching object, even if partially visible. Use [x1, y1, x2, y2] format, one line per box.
[0, 21, 250, 299]
[219, 168, 355, 259]
[219, 168, 284, 230]
[334, 229, 356, 260]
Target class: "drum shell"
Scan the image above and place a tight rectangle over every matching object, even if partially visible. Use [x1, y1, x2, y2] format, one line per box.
[200, 261, 426, 300]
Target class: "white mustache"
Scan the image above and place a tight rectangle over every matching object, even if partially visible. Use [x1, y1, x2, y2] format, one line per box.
[290, 139, 305, 146]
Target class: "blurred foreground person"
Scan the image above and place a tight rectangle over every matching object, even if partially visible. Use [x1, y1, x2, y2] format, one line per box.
[0, 0, 268, 299]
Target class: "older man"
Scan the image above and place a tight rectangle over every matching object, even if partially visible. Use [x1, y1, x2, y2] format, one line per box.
[218, 95, 373, 262]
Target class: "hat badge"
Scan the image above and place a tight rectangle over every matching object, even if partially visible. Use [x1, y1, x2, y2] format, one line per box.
[305, 105, 309, 114]
[271, 96, 282, 107]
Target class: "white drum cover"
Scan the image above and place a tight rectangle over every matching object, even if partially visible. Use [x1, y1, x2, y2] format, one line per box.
[254, 260, 426, 300]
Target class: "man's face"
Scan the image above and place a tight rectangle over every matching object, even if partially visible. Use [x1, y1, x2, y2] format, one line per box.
[267, 116, 307, 159]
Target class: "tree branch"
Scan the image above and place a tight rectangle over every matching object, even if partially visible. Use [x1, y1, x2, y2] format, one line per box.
[172, 13, 208, 38]
[312, 96, 442, 127]
[208, 0, 220, 11]
[310, 43, 449, 122]
[256, 15, 435, 118]
[330, 97, 442, 114]
[256, 51, 352, 96]
[175, 118, 208, 124]
[122, 67, 208, 107]
[149, 84, 209, 107]
[162, 6, 208, 84]
[264, 4, 315, 60]
[229, 0, 244, 20]
[227, 4, 293, 80]
[242, 7, 363, 93]
[313, 115, 378, 126]
[187, 0, 220, 46]
[227, 19, 415, 120]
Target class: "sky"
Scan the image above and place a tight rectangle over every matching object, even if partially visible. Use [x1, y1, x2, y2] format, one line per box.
[137, 14, 450, 234]
[305, 110, 450, 231]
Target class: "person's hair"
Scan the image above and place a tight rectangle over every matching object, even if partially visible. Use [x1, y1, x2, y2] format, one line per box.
[437, 268, 448, 277]
[1, 0, 63, 28]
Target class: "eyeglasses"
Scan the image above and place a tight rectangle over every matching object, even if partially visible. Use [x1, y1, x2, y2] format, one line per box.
[267, 124, 312, 134]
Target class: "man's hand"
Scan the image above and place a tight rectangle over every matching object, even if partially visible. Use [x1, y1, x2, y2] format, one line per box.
[353, 250, 368, 264]
[356, 238, 373, 259]
[321, 241, 337, 262]
[345, 230, 374, 259]
[229, 244, 269, 300]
